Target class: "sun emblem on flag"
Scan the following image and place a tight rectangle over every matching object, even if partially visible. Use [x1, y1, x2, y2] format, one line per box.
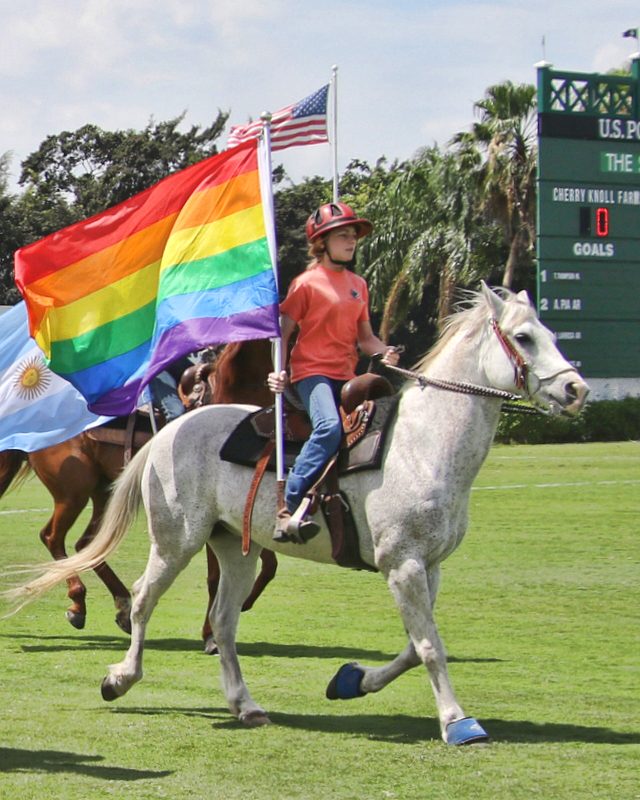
[13, 354, 52, 400]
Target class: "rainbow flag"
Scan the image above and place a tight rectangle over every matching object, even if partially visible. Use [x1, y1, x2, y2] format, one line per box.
[14, 141, 280, 416]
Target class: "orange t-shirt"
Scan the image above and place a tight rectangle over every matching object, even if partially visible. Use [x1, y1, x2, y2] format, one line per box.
[281, 264, 370, 382]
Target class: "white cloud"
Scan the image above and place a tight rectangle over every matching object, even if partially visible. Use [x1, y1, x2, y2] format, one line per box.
[0, 0, 638, 190]
[593, 42, 634, 74]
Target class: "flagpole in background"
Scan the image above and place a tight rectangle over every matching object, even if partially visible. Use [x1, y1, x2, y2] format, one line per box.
[331, 65, 339, 202]
[260, 111, 286, 510]
[623, 27, 640, 57]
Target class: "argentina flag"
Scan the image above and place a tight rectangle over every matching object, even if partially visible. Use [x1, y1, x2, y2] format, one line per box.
[0, 302, 112, 452]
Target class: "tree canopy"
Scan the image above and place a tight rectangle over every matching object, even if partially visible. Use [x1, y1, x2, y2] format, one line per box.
[451, 80, 538, 289]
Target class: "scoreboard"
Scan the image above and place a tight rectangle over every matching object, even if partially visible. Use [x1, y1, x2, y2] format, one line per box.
[536, 61, 640, 392]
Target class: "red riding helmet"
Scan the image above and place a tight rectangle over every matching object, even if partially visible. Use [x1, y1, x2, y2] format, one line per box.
[305, 202, 373, 243]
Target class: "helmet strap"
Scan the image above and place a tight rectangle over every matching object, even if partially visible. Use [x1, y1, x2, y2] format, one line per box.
[324, 241, 357, 270]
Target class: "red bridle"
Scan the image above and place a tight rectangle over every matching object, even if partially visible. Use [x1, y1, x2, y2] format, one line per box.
[490, 318, 529, 391]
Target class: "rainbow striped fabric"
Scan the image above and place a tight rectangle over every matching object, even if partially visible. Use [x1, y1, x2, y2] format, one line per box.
[14, 141, 279, 416]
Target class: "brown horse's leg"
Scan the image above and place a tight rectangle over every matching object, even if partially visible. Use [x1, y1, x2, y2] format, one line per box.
[29, 437, 132, 634]
[74, 485, 132, 634]
[39, 501, 89, 630]
[202, 544, 221, 654]
[0, 450, 28, 497]
[241, 549, 278, 611]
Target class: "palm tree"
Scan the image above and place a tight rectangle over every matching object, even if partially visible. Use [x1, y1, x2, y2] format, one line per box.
[358, 146, 502, 335]
[452, 81, 537, 288]
[356, 149, 441, 337]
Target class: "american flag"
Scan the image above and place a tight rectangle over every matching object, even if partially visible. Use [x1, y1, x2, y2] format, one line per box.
[227, 85, 329, 152]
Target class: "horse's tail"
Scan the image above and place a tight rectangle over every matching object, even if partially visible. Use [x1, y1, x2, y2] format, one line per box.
[0, 450, 30, 499]
[3, 438, 152, 613]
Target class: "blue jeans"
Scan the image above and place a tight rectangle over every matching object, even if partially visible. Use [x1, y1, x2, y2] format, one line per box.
[150, 370, 186, 422]
[285, 375, 344, 512]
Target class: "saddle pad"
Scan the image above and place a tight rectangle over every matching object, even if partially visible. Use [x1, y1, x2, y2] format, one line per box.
[219, 395, 399, 475]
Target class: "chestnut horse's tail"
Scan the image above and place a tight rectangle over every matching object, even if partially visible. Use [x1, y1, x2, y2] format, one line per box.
[0, 450, 30, 499]
[3, 438, 152, 613]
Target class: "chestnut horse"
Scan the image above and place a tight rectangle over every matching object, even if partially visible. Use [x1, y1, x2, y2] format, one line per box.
[0, 338, 276, 647]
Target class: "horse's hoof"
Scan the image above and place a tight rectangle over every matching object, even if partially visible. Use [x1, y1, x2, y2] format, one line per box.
[326, 662, 366, 700]
[445, 717, 489, 745]
[115, 611, 132, 635]
[101, 677, 120, 702]
[240, 710, 272, 727]
[203, 636, 219, 656]
[65, 610, 86, 630]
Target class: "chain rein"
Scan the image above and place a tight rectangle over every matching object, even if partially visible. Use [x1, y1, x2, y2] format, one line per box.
[381, 319, 544, 415]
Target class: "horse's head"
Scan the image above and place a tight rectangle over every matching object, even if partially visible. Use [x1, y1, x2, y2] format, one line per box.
[478, 282, 589, 416]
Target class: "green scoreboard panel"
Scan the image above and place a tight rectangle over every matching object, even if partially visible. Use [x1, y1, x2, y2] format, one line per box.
[536, 63, 640, 378]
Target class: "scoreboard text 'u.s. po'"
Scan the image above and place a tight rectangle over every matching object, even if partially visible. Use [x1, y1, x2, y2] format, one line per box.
[536, 59, 640, 399]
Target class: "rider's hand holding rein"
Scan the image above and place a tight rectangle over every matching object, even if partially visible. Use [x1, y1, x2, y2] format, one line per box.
[380, 345, 400, 367]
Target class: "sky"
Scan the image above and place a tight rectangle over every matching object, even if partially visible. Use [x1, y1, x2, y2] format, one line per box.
[0, 0, 638, 193]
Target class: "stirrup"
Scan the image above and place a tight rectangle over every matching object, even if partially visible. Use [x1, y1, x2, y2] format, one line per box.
[286, 516, 320, 544]
[273, 497, 319, 544]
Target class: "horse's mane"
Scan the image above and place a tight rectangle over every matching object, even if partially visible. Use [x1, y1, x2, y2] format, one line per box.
[414, 286, 534, 372]
[214, 342, 242, 375]
[211, 340, 273, 406]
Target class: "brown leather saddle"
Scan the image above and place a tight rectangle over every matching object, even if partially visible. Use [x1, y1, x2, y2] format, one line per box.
[220, 373, 398, 474]
[86, 407, 166, 464]
[220, 374, 399, 571]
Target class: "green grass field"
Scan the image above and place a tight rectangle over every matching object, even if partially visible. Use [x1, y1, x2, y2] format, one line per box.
[0, 441, 638, 799]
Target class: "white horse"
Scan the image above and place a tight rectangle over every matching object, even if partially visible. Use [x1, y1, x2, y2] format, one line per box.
[7, 284, 589, 744]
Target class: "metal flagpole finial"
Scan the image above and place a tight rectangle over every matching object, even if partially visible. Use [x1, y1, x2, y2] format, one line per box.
[534, 35, 552, 69]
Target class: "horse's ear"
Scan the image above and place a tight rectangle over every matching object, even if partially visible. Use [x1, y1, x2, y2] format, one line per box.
[516, 289, 533, 306]
[480, 280, 505, 318]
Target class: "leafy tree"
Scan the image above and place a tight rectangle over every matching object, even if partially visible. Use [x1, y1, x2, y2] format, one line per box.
[339, 157, 403, 209]
[357, 146, 505, 345]
[273, 170, 331, 296]
[452, 80, 537, 289]
[0, 113, 229, 302]
[0, 155, 24, 304]
[18, 111, 229, 232]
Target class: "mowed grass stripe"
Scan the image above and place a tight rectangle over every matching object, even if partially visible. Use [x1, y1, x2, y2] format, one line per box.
[473, 478, 640, 490]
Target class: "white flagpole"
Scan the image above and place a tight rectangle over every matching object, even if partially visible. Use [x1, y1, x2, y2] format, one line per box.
[260, 112, 286, 505]
[331, 65, 339, 202]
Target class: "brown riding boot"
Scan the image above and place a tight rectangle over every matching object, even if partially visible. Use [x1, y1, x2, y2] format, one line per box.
[273, 505, 320, 544]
